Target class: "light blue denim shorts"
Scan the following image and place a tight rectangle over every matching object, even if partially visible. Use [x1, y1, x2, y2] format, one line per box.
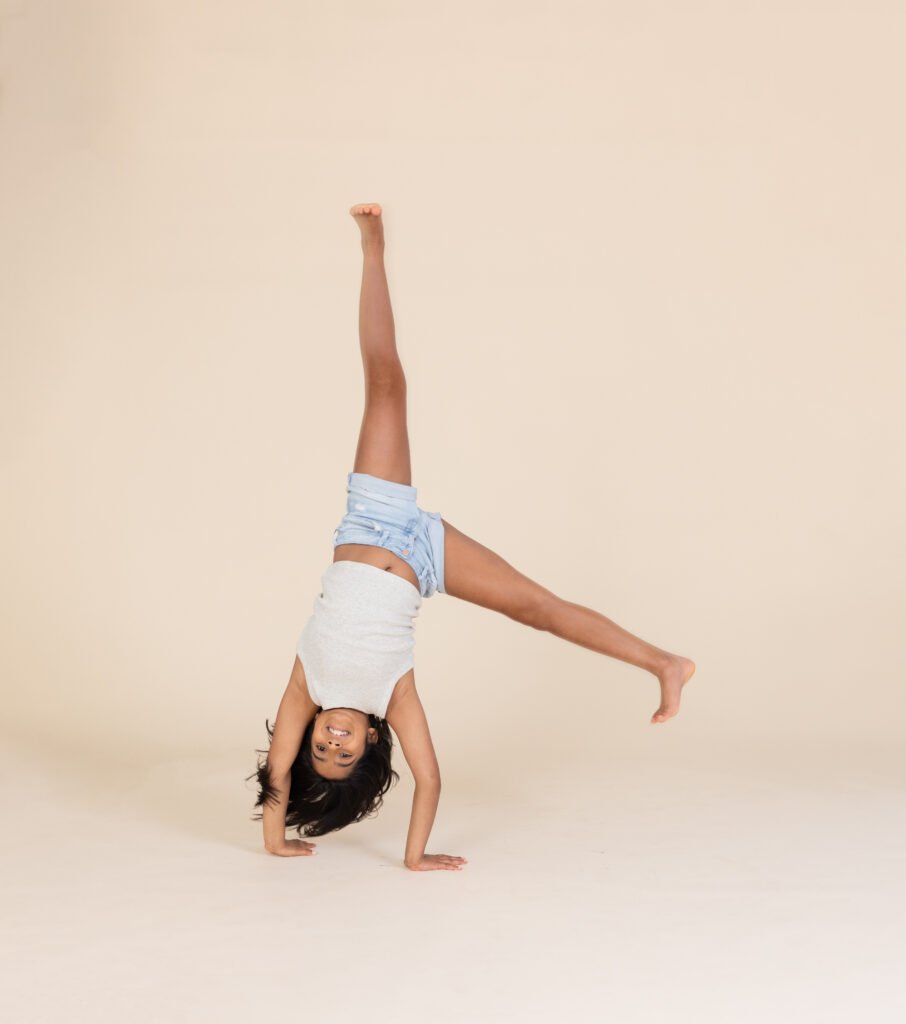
[332, 471, 446, 598]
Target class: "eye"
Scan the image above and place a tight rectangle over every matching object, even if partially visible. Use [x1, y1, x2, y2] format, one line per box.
[315, 744, 352, 759]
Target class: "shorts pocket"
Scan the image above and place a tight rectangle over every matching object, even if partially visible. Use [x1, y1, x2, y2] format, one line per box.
[339, 511, 384, 533]
[384, 520, 419, 551]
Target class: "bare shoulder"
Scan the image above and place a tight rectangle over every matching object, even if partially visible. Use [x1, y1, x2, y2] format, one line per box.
[385, 668, 441, 785]
[385, 666, 416, 716]
[291, 654, 319, 716]
[264, 656, 319, 775]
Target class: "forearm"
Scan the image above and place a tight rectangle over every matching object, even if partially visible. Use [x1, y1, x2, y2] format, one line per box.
[261, 764, 292, 851]
[403, 780, 442, 868]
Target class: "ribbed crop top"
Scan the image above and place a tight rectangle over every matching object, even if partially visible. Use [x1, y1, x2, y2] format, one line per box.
[295, 560, 423, 719]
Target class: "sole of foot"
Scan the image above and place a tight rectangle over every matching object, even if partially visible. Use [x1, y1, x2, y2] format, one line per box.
[350, 202, 384, 246]
[651, 656, 696, 724]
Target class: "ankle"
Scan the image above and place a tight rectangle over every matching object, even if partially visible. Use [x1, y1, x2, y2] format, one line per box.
[650, 650, 675, 677]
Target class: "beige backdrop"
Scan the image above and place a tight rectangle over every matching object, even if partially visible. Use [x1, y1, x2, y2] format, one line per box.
[2, 2, 904, 1021]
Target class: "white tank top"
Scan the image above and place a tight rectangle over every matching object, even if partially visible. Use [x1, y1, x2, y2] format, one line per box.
[295, 560, 423, 718]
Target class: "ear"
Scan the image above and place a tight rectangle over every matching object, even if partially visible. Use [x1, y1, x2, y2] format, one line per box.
[367, 727, 379, 744]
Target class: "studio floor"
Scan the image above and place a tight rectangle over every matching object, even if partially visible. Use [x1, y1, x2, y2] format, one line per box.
[4, 733, 903, 1023]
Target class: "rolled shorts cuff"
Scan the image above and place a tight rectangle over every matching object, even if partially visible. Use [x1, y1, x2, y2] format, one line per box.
[347, 470, 417, 502]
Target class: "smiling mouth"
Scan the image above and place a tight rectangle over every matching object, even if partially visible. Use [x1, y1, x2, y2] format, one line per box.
[327, 726, 350, 737]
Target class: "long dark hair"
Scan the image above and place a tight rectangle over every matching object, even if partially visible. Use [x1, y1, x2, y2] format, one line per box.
[247, 712, 399, 837]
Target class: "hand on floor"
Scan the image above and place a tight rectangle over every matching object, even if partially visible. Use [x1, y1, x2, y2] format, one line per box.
[266, 839, 317, 857]
[405, 853, 467, 871]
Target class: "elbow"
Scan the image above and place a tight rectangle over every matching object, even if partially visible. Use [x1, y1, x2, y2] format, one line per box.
[261, 761, 292, 798]
[264, 760, 292, 783]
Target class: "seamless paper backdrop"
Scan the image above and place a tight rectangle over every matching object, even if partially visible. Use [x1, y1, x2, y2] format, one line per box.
[2, 4, 906, 1022]
[1, 0, 903, 771]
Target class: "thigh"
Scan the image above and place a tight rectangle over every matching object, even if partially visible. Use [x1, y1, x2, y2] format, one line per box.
[352, 378, 412, 485]
[441, 517, 558, 628]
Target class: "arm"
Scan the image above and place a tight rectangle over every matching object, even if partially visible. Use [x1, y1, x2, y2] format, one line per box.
[261, 657, 319, 855]
[404, 779, 443, 868]
[386, 673, 467, 872]
[261, 764, 295, 853]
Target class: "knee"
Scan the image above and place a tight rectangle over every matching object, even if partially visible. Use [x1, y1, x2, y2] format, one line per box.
[366, 363, 406, 396]
[517, 592, 559, 632]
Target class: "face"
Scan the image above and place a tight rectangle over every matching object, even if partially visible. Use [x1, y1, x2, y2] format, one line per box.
[310, 708, 378, 779]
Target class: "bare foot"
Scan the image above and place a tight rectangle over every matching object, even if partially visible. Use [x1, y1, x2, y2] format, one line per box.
[651, 656, 696, 724]
[350, 202, 384, 248]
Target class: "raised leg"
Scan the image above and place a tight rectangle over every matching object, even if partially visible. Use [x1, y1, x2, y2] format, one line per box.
[349, 202, 412, 485]
[441, 518, 696, 723]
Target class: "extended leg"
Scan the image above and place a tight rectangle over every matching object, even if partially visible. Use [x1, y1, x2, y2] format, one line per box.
[349, 202, 412, 485]
[442, 518, 696, 723]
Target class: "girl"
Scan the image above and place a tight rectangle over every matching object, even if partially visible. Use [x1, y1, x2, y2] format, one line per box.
[250, 203, 696, 871]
